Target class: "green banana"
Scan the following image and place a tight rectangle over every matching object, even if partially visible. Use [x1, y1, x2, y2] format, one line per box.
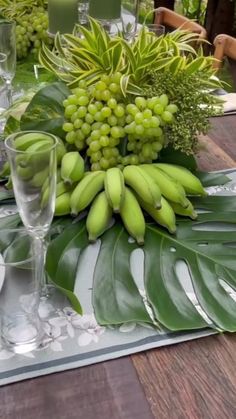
[86, 191, 113, 241]
[55, 192, 72, 216]
[30, 166, 49, 188]
[61, 151, 84, 184]
[70, 171, 105, 214]
[56, 138, 67, 165]
[16, 164, 33, 180]
[120, 187, 145, 245]
[14, 132, 53, 151]
[104, 167, 125, 213]
[0, 161, 10, 178]
[169, 199, 198, 220]
[41, 180, 72, 208]
[154, 163, 206, 196]
[16, 139, 53, 168]
[141, 164, 189, 208]
[123, 165, 162, 208]
[139, 195, 176, 234]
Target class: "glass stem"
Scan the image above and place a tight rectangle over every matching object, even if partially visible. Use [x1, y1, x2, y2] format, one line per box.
[5, 80, 12, 107]
[33, 236, 48, 298]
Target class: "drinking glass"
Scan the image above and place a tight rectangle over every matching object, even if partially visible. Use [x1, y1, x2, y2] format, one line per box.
[121, 0, 140, 42]
[0, 228, 42, 353]
[5, 131, 58, 299]
[146, 24, 165, 37]
[0, 21, 16, 108]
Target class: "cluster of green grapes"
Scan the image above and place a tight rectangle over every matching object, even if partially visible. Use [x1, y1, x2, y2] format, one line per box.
[16, 7, 51, 59]
[63, 73, 178, 171]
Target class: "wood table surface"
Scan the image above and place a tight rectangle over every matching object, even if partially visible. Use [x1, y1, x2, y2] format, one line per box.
[1, 115, 236, 419]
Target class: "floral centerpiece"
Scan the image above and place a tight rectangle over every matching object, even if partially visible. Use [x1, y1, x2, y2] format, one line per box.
[1, 17, 235, 333]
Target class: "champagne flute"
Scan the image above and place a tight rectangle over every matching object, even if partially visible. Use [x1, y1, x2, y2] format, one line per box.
[0, 20, 16, 108]
[5, 131, 58, 299]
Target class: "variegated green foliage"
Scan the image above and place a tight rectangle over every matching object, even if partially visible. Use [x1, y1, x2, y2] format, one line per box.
[39, 17, 220, 95]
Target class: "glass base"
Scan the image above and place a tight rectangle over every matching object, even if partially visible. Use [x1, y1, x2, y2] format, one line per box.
[1, 313, 42, 354]
[39, 284, 69, 320]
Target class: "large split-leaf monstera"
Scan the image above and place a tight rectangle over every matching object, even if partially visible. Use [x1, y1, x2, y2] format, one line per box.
[1, 192, 236, 333]
[44, 193, 236, 333]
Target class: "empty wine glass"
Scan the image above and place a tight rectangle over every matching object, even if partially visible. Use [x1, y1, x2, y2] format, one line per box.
[121, 0, 140, 42]
[5, 131, 58, 299]
[0, 20, 16, 108]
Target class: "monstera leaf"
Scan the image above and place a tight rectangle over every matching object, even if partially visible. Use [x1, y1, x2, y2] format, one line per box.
[20, 81, 70, 138]
[1, 191, 236, 332]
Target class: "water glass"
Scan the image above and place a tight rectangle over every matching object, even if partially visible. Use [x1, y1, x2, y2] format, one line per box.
[0, 20, 16, 107]
[146, 24, 165, 37]
[121, 0, 140, 41]
[0, 228, 42, 353]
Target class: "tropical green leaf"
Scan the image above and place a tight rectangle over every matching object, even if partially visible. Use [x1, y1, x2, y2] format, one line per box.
[196, 171, 231, 187]
[20, 81, 70, 137]
[93, 223, 152, 325]
[46, 220, 89, 314]
[144, 212, 236, 332]
[158, 146, 198, 170]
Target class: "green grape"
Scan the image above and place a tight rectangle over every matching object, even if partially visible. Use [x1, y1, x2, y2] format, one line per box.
[89, 141, 101, 152]
[65, 104, 77, 118]
[65, 131, 76, 144]
[101, 107, 112, 118]
[90, 151, 102, 163]
[63, 122, 74, 132]
[100, 157, 110, 170]
[94, 111, 105, 122]
[135, 97, 147, 110]
[88, 104, 98, 115]
[109, 83, 119, 93]
[96, 80, 107, 91]
[114, 104, 125, 118]
[107, 115, 118, 126]
[103, 147, 113, 159]
[91, 130, 101, 141]
[142, 118, 151, 129]
[150, 116, 160, 128]
[78, 96, 89, 106]
[107, 98, 117, 109]
[129, 154, 139, 165]
[111, 72, 122, 84]
[91, 162, 101, 171]
[135, 125, 145, 136]
[75, 140, 84, 150]
[166, 104, 178, 114]
[126, 114, 133, 124]
[110, 126, 121, 139]
[73, 119, 83, 129]
[85, 114, 94, 124]
[100, 123, 110, 135]
[94, 101, 103, 111]
[143, 109, 152, 119]
[162, 111, 173, 123]
[101, 74, 111, 84]
[77, 106, 87, 118]
[153, 104, 164, 115]
[109, 157, 117, 167]
[134, 112, 144, 124]
[99, 136, 110, 147]
[101, 90, 111, 102]
[81, 123, 91, 136]
[159, 94, 169, 107]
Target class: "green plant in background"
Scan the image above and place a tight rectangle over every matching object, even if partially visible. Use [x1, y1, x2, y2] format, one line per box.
[175, 0, 207, 25]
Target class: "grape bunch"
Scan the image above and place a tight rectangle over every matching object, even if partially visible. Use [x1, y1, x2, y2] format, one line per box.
[15, 7, 51, 59]
[62, 73, 178, 171]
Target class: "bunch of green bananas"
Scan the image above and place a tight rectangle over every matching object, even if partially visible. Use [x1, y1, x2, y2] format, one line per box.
[3, 132, 67, 187]
[56, 163, 206, 245]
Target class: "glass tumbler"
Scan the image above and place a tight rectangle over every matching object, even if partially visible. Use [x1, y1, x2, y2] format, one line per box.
[0, 228, 42, 353]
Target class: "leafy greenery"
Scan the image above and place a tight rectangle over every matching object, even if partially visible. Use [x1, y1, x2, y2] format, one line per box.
[143, 68, 222, 154]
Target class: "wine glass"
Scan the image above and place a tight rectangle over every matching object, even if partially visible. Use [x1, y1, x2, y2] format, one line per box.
[5, 131, 58, 300]
[0, 20, 16, 108]
[121, 0, 140, 42]
[146, 24, 165, 37]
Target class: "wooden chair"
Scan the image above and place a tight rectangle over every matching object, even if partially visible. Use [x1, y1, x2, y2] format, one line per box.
[213, 34, 236, 70]
[154, 7, 207, 40]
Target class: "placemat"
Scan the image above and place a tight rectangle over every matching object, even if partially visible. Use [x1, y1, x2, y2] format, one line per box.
[0, 169, 236, 386]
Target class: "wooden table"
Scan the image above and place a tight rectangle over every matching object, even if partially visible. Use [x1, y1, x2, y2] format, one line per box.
[1, 115, 236, 419]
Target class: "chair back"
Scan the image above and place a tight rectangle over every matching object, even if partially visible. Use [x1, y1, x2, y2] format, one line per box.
[154, 7, 207, 40]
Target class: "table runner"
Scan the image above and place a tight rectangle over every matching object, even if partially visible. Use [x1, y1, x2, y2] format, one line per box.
[0, 169, 235, 386]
